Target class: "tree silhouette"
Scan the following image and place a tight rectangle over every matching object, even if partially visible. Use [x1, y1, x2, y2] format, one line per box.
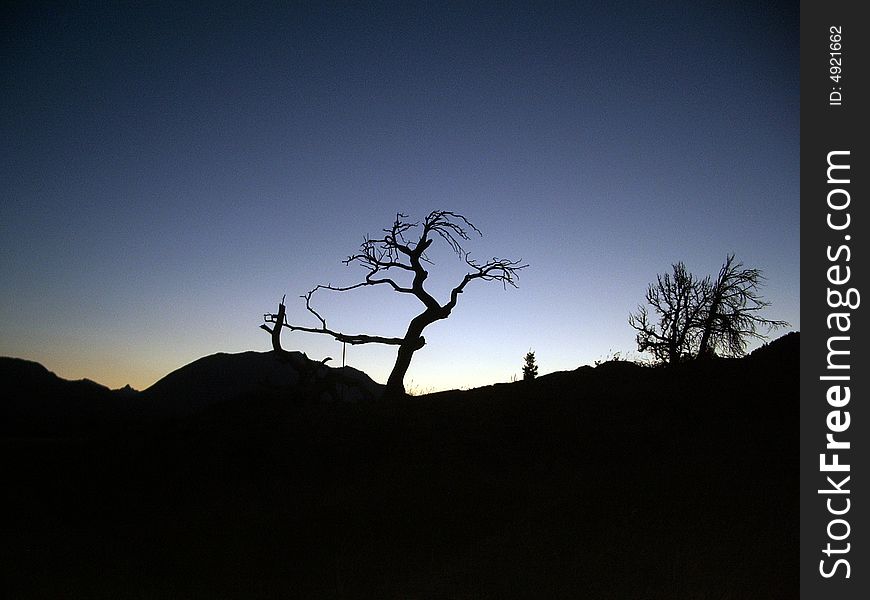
[264, 211, 526, 398]
[696, 254, 788, 358]
[628, 262, 705, 365]
[261, 295, 288, 353]
[522, 350, 538, 380]
[629, 256, 787, 364]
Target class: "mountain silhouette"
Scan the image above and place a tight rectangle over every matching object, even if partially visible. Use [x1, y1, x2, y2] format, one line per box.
[2, 350, 382, 434]
[0, 357, 136, 436]
[141, 350, 382, 416]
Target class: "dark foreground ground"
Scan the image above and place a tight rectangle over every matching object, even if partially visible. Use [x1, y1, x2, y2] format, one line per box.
[2, 336, 798, 599]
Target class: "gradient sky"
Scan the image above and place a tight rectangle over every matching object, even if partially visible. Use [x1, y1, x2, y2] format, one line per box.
[1, 1, 799, 392]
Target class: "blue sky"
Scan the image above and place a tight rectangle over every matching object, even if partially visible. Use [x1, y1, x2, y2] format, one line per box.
[1, 1, 799, 391]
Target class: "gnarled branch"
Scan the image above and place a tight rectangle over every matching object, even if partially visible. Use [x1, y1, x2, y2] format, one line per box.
[446, 255, 527, 311]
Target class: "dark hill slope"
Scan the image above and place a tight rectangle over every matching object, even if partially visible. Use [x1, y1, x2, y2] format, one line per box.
[748, 329, 800, 361]
[2, 335, 798, 598]
[0, 357, 135, 436]
[1, 351, 383, 434]
[141, 350, 382, 416]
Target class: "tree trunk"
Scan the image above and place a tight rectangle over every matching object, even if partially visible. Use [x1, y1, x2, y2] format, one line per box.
[271, 301, 287, 353]
[697, 294, 721, 359]
[384, 343, 417, 399]
[383, 314, 433, 399]
[668, 342, 679, 366]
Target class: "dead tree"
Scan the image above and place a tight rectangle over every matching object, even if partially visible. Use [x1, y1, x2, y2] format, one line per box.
[628, 262, 707, 365]
[263, 210, 526, 399]
[261, 295, 288, 353]
[629, 257, 788, 364]
[696, 254, 788, 358]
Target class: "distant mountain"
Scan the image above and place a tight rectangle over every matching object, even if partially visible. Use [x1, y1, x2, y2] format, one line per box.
[0, 357, 137, 436]
[2, 350, 383, 434]
[141, 350, 383, 416]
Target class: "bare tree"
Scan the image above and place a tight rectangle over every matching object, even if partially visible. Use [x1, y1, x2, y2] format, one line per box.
[261, 295, 288, 353]
[264, 211, 526, 398]
[628, 262, 708, 365]
[696, 254, 788, 358]
[629, 256, 788, 364]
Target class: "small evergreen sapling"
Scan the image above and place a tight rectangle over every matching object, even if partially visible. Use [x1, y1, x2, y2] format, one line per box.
[522, 350, 538, 380]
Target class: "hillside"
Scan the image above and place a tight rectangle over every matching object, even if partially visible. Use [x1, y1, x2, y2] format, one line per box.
[142, 350, 382, 416]
[1, 334, 798, 598]
[1, 350, 382, 434]
[0, 357, 135, 436]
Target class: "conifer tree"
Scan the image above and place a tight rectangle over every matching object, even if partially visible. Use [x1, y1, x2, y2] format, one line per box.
[522, 350, 538, 380]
